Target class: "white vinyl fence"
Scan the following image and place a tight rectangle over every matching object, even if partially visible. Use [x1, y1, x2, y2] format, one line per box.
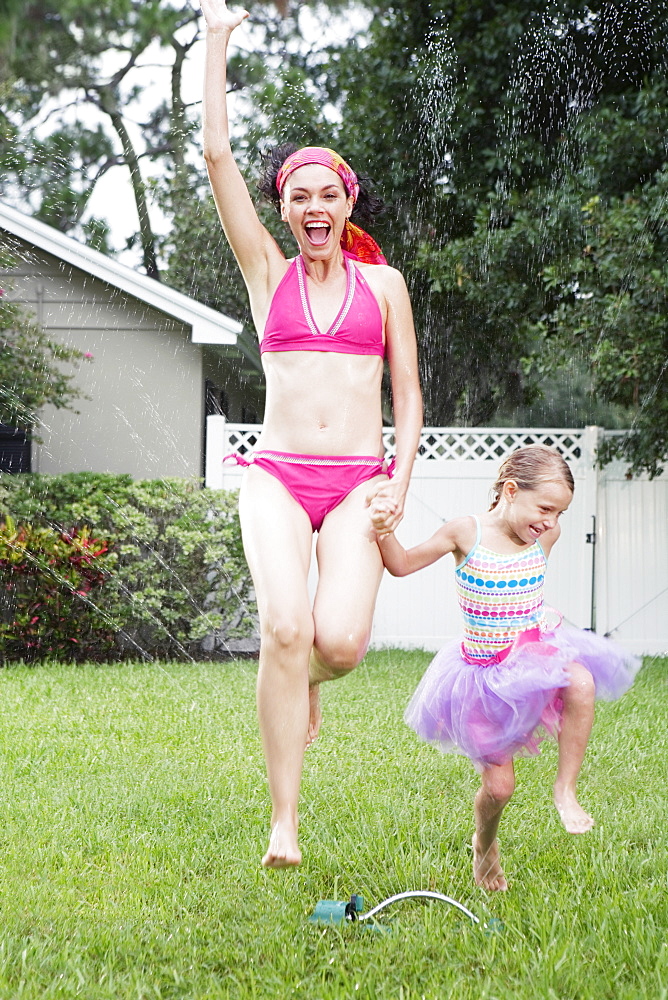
[206, 418, 667, 656]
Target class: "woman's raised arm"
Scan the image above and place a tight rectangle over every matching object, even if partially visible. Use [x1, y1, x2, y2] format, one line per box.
[201, 0, 283, 287]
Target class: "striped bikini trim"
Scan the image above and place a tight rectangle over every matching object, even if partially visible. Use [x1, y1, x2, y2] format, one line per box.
[254, 450, 382, 468]
[296, 255, 356, 338]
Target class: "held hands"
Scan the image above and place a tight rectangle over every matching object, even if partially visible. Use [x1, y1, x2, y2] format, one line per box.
[366, 480, 406, 537]
[200, 0, 248, 34]
[369, 498, 395, 538]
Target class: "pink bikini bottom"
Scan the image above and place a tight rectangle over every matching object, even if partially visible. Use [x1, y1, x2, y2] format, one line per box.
[225, 449, 391, 531]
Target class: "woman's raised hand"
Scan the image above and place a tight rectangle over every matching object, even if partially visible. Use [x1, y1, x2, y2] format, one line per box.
[200, 0, 249, 35]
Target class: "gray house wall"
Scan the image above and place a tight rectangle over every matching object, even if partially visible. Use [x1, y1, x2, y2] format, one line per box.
[3, 236, 206, 479]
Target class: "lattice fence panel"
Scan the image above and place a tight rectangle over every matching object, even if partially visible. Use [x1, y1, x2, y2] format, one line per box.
[384, 428, 585, 462]
[226, 425, 585, 463]
[226, 425, 263, 456]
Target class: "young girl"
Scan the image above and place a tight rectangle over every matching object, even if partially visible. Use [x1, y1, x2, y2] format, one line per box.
[370, 445, 640, 892]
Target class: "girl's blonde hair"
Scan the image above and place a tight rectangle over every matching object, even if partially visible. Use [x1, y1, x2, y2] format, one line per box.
[489, 445, 575, 510]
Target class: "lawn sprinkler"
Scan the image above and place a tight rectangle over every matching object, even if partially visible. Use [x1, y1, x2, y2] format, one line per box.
[309, 893, 366, 925]
[308, 890, 501, 931]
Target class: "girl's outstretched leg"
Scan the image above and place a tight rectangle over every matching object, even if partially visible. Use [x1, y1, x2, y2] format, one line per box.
[473, 762, 515, 891]
[553, 661, 596, 833]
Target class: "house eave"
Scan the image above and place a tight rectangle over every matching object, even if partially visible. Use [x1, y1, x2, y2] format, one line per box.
[0, 202, 243, 341]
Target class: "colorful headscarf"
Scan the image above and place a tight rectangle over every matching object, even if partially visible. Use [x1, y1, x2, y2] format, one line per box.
[276, 146, 387, 265]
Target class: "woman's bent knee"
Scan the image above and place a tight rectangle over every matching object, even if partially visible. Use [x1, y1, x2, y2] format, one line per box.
[313, 628, 370, 676]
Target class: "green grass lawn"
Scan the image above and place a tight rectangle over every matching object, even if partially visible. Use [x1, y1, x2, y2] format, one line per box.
[0, 651, 665, 999]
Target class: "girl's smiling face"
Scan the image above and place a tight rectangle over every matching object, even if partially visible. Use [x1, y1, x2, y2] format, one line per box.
[280, 163, 353, 257]
[500, 479, 573, 546]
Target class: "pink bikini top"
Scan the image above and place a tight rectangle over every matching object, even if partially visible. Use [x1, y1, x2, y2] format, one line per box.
[260, 254, 385, 357]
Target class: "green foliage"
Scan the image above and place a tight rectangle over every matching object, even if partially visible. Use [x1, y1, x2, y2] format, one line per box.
[0, 473, 257, 662]
[3, 0, 667, 474]
[449, 153, 668, 476]
[0, 515, 116, 661]
[320, 3, 665, 472]
[541, 169, 668, 478]
[0, 270, 87, 433]
[157, 167, 254, 324]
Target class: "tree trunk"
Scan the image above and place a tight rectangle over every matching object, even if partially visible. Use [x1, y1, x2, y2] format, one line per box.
[99, 87, 160, 280]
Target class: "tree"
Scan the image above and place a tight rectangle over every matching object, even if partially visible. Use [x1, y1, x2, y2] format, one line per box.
[0, 0, 340, 277]
[540, 171, 668, 479]
[0, 260, 87, 434]
[414, 74, 668, 475]
[1, 0, 204, 277]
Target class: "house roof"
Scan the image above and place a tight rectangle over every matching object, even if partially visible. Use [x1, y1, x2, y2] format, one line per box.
[0, 203, 260, 371]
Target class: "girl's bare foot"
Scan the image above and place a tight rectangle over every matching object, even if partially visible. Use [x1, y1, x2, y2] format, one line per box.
[262, 820, 302, 868]
[306, 684, 321, 748]
[553, 786, 595, 833]
[472, 834, 508, 892]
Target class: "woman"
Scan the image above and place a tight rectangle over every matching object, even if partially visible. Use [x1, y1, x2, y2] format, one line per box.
[202, 0, 422, 867]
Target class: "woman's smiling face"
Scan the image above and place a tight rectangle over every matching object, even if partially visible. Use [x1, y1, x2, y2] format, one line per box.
[280, 163, 353, 257]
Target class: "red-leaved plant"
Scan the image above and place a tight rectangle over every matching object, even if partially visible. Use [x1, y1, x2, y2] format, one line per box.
[0, 516, 117, 662]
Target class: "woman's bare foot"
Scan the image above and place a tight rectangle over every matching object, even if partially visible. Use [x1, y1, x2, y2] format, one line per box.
[306, 684, 322, 748]
[261, 820, 302, 868]
[553, 786, 595, 833]
[472, 834, 508, 892]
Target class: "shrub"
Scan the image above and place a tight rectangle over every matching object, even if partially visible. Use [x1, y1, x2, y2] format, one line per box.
[0, 473, 257, 662]
[0, 516, 116, 662]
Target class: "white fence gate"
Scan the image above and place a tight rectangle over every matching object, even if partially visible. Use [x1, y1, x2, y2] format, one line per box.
[206, 418, 667, 656]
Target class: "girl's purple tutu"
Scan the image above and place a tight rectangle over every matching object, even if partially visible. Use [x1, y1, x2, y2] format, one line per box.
[404, 618, 641, 767]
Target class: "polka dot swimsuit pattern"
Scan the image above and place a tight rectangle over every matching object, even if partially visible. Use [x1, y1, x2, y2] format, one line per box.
[455, 519, 547, 664]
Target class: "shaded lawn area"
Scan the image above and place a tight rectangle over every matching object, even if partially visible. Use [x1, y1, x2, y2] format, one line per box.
[0, 651, 665, 999]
